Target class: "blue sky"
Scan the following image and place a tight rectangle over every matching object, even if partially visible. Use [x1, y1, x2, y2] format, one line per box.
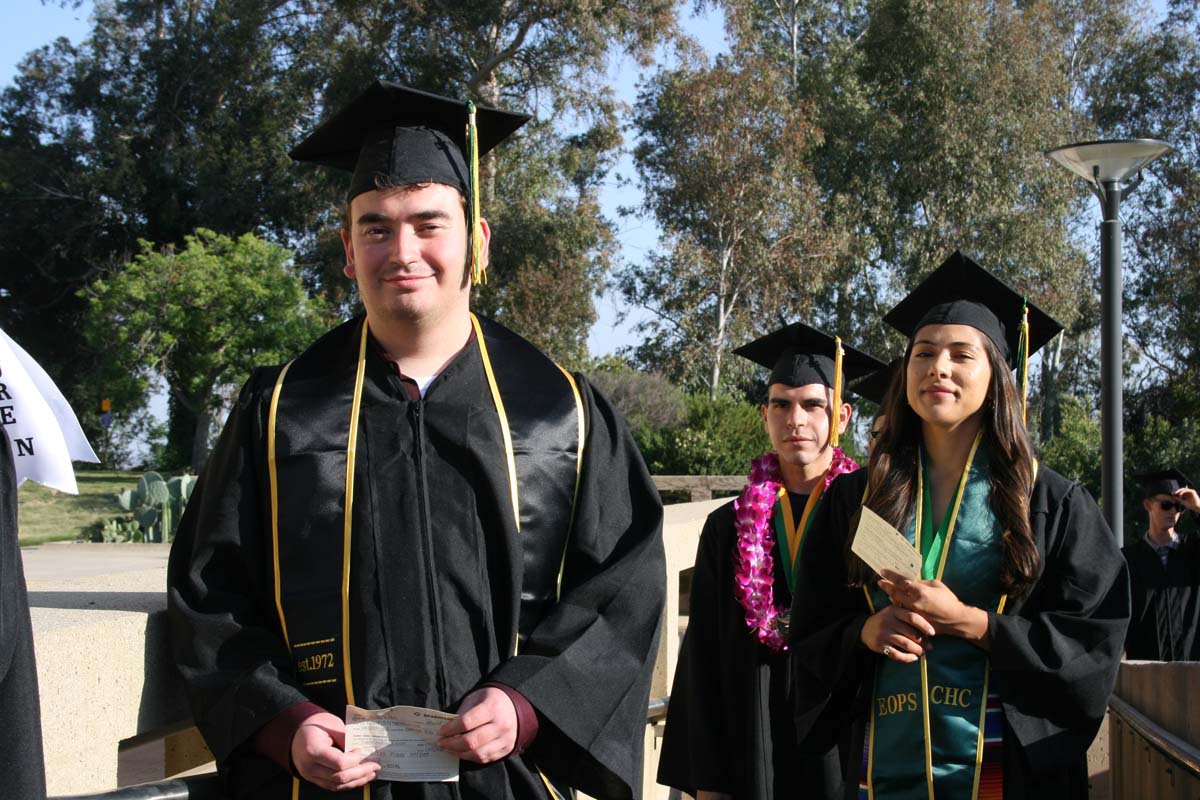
[0, 0, 729, 357]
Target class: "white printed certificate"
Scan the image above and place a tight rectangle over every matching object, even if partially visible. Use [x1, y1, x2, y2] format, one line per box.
[344, 704, 460, 782]
[850, 506, 922, 581]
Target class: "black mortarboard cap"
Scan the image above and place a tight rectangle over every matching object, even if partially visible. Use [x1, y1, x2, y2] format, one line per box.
[734, 322, 884, 390]
[1135, 469, 1192, 497]
[736, 322, 884, 447]
[289, 80, 530, 203]
[850, 357, 902, 406]
[882, 251, 1064, 366]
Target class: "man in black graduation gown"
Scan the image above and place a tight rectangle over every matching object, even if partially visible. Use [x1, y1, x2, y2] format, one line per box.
[0, 426, 47, 800]
[1123, 469, 1200, 661]
[167, 81, 665, 800]
[657, 324, 881, 800]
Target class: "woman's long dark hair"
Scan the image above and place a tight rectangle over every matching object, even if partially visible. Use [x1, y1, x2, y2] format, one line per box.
[847, 331, 1041, 597]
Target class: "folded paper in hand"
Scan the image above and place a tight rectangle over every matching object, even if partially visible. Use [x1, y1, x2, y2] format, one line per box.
[850, 506, 921, 581]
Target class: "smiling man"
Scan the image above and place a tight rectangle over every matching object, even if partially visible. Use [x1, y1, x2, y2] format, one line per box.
[657, 323, 882, 800]
[167, 81, 665, 800]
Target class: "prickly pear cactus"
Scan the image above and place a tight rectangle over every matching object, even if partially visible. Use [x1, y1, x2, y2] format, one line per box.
[113, 471, 198, 543]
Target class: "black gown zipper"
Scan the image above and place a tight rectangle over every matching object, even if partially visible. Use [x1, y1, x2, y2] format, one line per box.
[413, 400, 450, 707]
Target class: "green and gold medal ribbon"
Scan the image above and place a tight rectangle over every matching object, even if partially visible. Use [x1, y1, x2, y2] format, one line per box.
[773, 480, 826, 592]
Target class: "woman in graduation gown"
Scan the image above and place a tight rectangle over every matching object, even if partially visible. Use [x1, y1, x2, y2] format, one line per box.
[789, 252, 1130, 800]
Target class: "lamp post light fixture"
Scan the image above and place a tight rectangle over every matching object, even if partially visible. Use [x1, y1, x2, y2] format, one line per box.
[1046, 138, 1173, 545]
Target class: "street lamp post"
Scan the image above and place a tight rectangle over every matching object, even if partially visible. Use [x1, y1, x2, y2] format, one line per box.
[1046, 139, 1172, 545]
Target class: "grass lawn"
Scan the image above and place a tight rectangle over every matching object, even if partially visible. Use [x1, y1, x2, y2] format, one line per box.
[17, 470, 137, 545]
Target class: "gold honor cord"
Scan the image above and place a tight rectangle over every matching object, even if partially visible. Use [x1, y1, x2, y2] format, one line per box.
[931, 432, 983, 581]
[268, 366, 301, 800]
[342, 320, 370, 713]
[269, 361, 296, 652]
[919, 653, 935, 799]
[470, 314, 520, 531]
[346, 322, 371, 800]
[554, 363, 586, 601]
[970, 664, 993, 800]
[468, 314, 522, 656]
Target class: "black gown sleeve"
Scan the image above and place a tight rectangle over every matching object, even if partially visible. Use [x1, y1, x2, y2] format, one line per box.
[988, 473, 1130, 777]
[0, 427, 47, 800]
[487, 376, 666, 800]
[657, 504, 741, 796]
[788, 470, 872, 748]
[166, 368, 309, 764]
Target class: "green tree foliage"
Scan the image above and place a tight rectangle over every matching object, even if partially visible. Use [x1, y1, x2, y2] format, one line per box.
[1038, 394, 1101, 498]
[621, 53, 842, 396]
[590, 366, 687, 432]
[1091, 1, 1200, 423]
[3, 0, 681, 451]
[634, 393, 770, 476]
[686, 0, 1134, 420]
[1, 0, 342, 461]
[83, 229, 329, 470]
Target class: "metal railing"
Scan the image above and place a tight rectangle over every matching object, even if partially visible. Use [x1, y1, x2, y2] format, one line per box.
[1109, 694, 1200, 777]
[52, 776, 224, 800]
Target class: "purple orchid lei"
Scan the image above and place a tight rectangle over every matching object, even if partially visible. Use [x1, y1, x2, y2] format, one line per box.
[732, 447, 859, 652]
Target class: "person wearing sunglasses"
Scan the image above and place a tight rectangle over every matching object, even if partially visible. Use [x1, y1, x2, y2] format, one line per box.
[1123, 469, 1200, 661]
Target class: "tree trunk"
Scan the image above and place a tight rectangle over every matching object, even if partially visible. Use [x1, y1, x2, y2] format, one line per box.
[480, 72, 501, 208]
[190, 403, 213, 474]
[1039, 331, 1065, 443]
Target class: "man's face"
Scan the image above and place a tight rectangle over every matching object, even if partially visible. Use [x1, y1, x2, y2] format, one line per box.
[1144, 493, 1183, 531]
[760, 383, 849, 469]
[340, 183, 487, 325]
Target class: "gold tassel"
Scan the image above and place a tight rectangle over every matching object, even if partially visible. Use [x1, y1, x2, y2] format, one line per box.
[831, 336, 844, 448]
[1018, 300, 1030, 424]
[466, 101, 485, 286]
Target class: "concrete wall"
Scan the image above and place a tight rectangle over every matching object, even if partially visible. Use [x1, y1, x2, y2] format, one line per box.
[25, 500, 718, 797]
[24, 543, 202, 795]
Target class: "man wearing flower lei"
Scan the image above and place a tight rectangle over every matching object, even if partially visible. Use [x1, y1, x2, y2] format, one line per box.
[658, 322, 885, 800]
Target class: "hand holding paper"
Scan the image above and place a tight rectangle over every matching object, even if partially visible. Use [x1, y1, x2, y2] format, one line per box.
[344, 705, 460, 782]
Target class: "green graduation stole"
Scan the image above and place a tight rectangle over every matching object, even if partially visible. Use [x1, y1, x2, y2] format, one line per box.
[864, 433, 1006, 800]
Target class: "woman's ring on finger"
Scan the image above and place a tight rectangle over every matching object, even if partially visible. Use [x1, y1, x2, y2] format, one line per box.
[882, 646, 892, 657]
